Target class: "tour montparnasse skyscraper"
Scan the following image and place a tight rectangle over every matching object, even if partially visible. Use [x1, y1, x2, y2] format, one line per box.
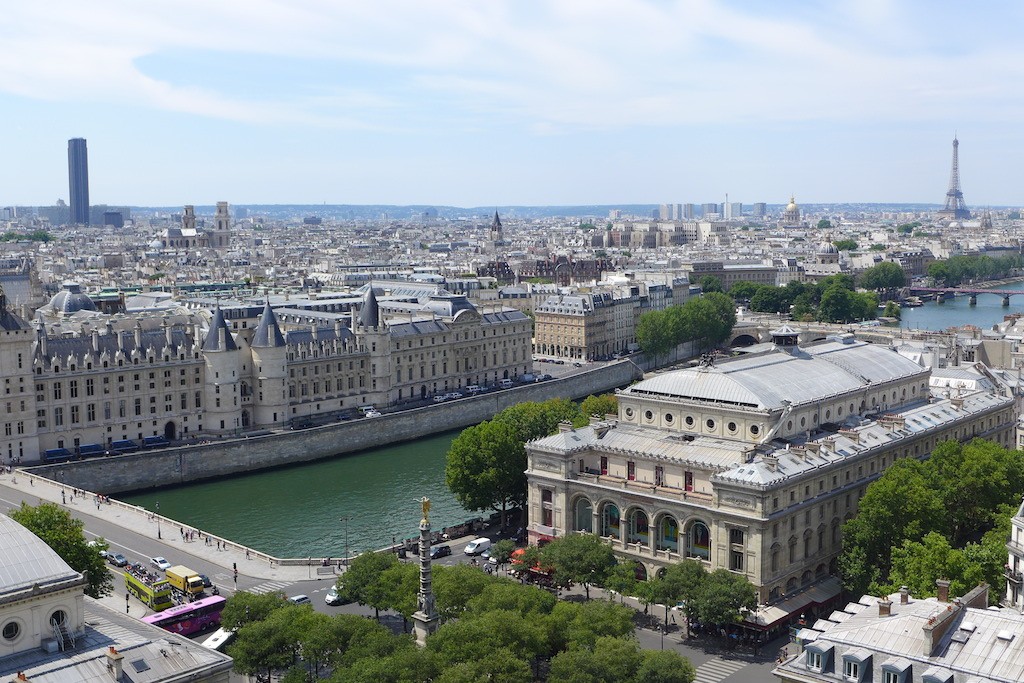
[67, 137, 90, 225]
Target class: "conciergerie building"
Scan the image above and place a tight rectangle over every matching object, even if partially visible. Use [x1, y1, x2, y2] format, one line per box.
[0, 282, 531, 463]
[525, 326, 1015, 634]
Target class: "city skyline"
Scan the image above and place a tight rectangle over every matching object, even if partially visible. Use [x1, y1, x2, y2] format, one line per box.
[3, 1, 1024, 208]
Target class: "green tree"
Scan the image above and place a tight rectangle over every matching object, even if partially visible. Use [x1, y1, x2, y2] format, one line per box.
[651, 560, 707, 627]
[688, 569, 757, 630]
[433, 564, 498, 620]
[10, 502, 112, 598]
[445, 419, 528, 528]
[467, 581, 557, 620]
[636, 309, 674, 365]
[859, 262, 906, 292]
[839, 458, 945, 595]
[635, 650, 697, 683]
[580, 393, 618, 419]
[428, 610, 547, 672]
[338, 551, 400, 618]
[548, 636, 642, 683]
[750, 286, 789, 314]
[434, 649, 532, 683]
[833, 239, 857, 251]
[817, 285, 857, 323]
[727, 281, 761, 301]
[817, 219, 832, 230]
[229, 606, 305, 680]
[540, 533, 616, 599]
[698, 275, 723, 293]
[221, 591, 288, 630]
[685, 293, 736, 350]
[494, 398, 587, 443]
[882, 301, 901, 319]
[604, 561, 640, 603]
[489, 539, 516, 567]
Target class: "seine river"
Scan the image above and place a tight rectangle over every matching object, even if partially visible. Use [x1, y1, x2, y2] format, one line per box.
[897, 279, 1024, 331]
[122, 281, 1024, 558]
[122, 431, 469, 559]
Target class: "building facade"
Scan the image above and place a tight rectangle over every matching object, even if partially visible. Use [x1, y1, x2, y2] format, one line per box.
[525, 328, 1015, 632]
[0, 286, 531, 462]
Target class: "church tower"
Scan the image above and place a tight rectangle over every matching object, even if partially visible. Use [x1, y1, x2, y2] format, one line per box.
[0, 283, 38, 463]
[212, 201, 231, 249]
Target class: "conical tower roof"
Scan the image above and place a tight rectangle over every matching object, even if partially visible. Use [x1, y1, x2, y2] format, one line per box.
[251, 301, 286, 348]
[202, 306, 238, 351]
[358, 287, 380, 328]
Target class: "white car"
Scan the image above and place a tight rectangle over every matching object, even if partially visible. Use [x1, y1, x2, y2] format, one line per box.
[150, 556, 171, 571]
[364, 409, 382, 418]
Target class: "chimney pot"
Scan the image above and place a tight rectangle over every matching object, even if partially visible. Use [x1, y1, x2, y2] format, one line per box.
[878, 599, 892, 617]
[900, 586, 909, 604]
[936, 579, 951, 603]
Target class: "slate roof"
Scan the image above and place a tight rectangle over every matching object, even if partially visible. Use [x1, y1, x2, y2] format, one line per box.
[202, 307, 237, 351]
[251, 301, 286, 348]
[38, 328, 196, 363]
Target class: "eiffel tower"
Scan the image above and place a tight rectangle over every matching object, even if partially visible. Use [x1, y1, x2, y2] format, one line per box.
[936, 136, 971, 221]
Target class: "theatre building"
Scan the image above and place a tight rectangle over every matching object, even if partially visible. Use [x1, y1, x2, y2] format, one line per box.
[525, 327, 1015, 634]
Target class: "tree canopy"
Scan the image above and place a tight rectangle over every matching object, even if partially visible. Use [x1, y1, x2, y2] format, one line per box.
[445, 398, 590, 528]
[840, 438, 1024, 601]
[10, 502, 112, 598]
[858, 261, 906, 292]
[539, 533, 616, 599]
[636, 293, 737, 363]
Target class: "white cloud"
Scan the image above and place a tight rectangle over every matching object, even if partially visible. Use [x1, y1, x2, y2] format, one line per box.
[1, 0, 1022, 133]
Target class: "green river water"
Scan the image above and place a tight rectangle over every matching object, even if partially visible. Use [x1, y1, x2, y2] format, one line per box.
[122, 431, 471, 558]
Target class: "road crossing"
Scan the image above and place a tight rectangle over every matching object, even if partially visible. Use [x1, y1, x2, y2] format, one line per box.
[693, 657, 747, 683]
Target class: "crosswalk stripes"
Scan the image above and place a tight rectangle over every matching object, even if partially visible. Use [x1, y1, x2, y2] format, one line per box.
[693, 658, 747, 683]
[246, 580, 291, 595]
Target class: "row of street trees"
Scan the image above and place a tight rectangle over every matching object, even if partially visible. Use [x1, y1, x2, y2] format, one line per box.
[839, 438, 1024, 602]
[728, 275, 879, 324]
[634, 292, 737, 364]
[926, 253, 1024, 287]
[225, 555, 697, 683]
[445, 395, 617, 529]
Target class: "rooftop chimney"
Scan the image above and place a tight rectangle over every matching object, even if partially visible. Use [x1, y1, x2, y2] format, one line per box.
[900, 586, 910, 604]
[936, 579, 950, 603]
[106, 645, 123, 681]
[878, 599, 892, 617]
[558, 421, 573, 433]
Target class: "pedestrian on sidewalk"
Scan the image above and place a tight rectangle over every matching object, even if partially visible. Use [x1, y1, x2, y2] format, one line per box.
[61, 490, 66, 504]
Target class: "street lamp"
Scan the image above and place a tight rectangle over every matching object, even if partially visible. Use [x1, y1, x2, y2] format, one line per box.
[340, 516, 351, 566]
[155, 501, 161, 540]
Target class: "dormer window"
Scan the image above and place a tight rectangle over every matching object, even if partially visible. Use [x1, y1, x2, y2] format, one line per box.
[842, 650, 871, 682]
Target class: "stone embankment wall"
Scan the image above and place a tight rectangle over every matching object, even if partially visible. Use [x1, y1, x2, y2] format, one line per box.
[30, 360, 642, 494]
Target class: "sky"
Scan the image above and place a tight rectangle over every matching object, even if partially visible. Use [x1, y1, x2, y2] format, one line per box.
[3, 0, 1024, 208]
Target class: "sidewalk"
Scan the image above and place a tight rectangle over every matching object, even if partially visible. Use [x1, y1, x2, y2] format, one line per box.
[2, 468, 316, 583]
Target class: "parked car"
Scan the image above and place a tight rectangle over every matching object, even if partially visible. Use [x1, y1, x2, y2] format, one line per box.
[150, 556, 171, 571]
[107, 553, 128, 567]
[364, 409, 383, 418]
[429, 545, 452, 560]
[433, 395, 447, 403]
[447, 392, 463, 400]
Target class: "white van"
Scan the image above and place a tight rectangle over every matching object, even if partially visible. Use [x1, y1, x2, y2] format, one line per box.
[499, 379, 514, 389]
[465, 385, 481, 395]
[464, 537, 492, 555]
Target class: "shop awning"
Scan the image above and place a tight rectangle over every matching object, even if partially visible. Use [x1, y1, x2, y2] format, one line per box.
[746, 576, 843, 629]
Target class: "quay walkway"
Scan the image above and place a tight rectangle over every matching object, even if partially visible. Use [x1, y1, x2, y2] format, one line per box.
[0, 468, 342, 584]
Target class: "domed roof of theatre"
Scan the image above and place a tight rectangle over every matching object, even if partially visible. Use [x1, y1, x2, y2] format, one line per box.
[624, 340, 926, 411]
[0, 515, 81, 598]
[48, 282, 97, 314]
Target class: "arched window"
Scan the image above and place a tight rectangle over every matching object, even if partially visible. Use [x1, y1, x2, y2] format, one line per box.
[657, 515, 679, 552]
[687, 521, 711, 561]
[600, 503, 620, 538]
[627, 509, 649, 545]
[574, 498, 593, 533]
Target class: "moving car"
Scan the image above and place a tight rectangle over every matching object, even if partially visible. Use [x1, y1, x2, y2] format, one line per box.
[107, 553, 128, 567]
[288, 594, 312, 605]
[150, 556, 171, 571]
[429, 545, 452, 559]
[198, 573, 213, 588]
[325, 586, 350, 606]
[464, 537, 492, 555]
